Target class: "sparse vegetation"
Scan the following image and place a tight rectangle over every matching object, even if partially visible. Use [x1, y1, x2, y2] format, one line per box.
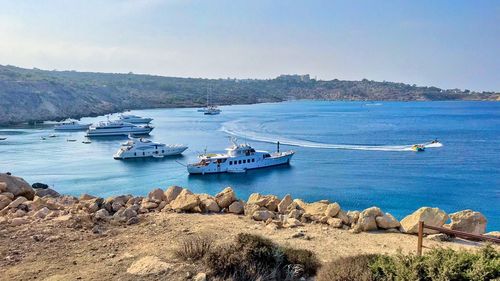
[317, 245, 500, 281]
[174, 234, 214, 261]
[204, 233, 320, 281]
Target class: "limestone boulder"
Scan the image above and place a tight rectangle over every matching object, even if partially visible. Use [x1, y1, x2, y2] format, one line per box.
[400, 207, 448, 234]
[336, 210, 349, 225]
[34, 207, 50, 219]
[79, 194, 96, 201]
[0, 195, 12, 210]
[244, 203, 262, 217]
[446, 210, 487, 235]
[34, 188, 60, 198]
[325, 203, 341, 217]
[252, 210, 275, 221]
[200, 198, 220, 213]
[0, 182, 7, 192]
[11, 217, 28, 226]
[292, 199, 308, 210]
[1, 192, 14, 200]
[376, 213, 401, 229]
[288, 209, 304, 220]
[147, 188, 166, 203]
[301, 201, 329, 217]
[164, 186, 183, 203]
[7, 196, 27, 209]
[485, 231, 500, 239]
[127, 256, 172, 276]
[355, 207, 383, 231]
[170, 189, 200, 211]
[277, 194, 293, 214]
[0, 173, 35, 200]
[284, 217, 303, 228]
[247, 193, 280, 211]
[327, 218, 343, 228]
[215, 187, 236, 209]
[228, 200, 245, 214]
[95, 209, 110, 220]
[141, 201, 158, 210]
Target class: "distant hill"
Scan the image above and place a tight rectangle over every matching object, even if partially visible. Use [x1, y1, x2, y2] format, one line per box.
[0, 65, 497, 125]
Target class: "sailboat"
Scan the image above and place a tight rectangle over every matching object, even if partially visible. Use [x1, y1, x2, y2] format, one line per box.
[198, 87, 221, 115]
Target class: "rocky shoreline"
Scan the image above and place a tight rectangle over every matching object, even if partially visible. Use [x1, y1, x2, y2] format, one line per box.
[1, 173, 497, 239]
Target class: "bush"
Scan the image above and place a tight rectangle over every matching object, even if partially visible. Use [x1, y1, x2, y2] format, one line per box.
[205, 233, 320, 281]
[316, 254, 377, 281]
[370, 245, 500, 281]
[174, 234, 213, 261]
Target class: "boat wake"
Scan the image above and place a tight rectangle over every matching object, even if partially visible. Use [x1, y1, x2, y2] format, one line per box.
[221, 121, 443, 152]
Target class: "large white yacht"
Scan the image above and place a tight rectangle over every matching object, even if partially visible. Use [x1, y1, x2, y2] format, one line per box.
[54, 121, 91, 131]
[114, 136, 187, 159]
[187, 138, 294, 174]
[119, 114, 153, 124]
[85, 121, 153, 137]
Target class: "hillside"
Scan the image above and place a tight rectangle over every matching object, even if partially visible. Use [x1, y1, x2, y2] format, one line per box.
[0, 65, 497, 125]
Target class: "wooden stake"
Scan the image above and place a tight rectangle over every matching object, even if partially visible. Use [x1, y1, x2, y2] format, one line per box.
[417, 221, 424, 256]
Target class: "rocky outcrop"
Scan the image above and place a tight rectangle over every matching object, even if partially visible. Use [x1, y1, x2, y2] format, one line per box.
[0, 173, 35, 200]
[34, 188, 60, 198]
[228, 200, 245, 214]
[247, 193, 280, 212]
[446, 210, 487, 235]
[164, 186, 183, 203]
[400, 207, 448, 234]
[277, 194, 292, 213]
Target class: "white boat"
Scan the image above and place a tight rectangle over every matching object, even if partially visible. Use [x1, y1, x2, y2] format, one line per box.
[82, 138, 92, 144]
[187, 138, 294, 175]
[86, 121, 153, 137]
[113, 136, 188, 159]
[203, 106, 221, 115]
[119, 114, 153, 124]
[54, 121, 91, 131]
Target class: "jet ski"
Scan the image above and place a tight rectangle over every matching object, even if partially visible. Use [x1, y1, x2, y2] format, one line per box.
[411, 144, 425, 152]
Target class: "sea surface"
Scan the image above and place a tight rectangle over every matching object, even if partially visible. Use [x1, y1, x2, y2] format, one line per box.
[1, 101, 499, 230]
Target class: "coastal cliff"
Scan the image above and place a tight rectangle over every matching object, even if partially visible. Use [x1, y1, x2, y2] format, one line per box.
[1, 65, 498, 126]
[1, 173, 499, 280]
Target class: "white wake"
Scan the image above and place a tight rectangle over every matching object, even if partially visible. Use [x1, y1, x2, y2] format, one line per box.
[221, 121, 443, 152]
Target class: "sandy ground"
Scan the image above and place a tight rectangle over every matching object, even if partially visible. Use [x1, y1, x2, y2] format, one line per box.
[0, 211, 489, 281]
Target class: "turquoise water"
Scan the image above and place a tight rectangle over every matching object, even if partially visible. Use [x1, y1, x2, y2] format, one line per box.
[1, 101, 499, 230]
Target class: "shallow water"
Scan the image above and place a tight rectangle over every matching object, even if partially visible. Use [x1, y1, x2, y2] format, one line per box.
[1, 101, 499, 230]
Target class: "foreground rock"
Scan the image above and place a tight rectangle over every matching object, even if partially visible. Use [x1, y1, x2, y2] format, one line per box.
[400, 207, 448, 234]
[446, 210, 487, 235]
[126, 256, 172, 276]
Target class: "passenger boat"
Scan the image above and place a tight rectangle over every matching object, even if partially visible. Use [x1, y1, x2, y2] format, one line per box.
[187, 138, 294, 174]
[86, 120, 153, 137]
[119, 114, 153, 124]
[113, 136, 187, 159]
[54, 121, 91, 131]
[411, 144, 425, 152]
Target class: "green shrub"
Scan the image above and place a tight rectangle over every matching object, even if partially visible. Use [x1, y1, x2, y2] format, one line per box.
[205, 233, 320, 281]
[370, 245, 500, 281]
[174, 234, 213, 261]
[316, 254, 377, 281]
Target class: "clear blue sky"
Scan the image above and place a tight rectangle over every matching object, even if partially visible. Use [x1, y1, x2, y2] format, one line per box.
[0, 0, 498, 91]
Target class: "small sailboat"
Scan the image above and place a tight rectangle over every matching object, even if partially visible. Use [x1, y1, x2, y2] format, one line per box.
[199, 87, 221, 115]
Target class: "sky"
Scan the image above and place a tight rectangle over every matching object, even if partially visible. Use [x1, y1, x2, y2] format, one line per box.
[0, 0, 498, 91]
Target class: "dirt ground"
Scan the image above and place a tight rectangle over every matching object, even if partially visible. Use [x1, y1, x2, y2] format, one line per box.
[0, 211, 489, 281]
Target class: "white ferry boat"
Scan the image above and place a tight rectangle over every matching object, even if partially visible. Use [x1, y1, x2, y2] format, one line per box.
[54, 121, 91, 131]
[85, 121, 153, 137]
[119, 114, 153, 124]
[114, 136, 187, 159]
[187, 138, 294, 174]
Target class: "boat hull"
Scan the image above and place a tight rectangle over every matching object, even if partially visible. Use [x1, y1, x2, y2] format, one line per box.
[86, 127, 153, 137]
[114, 146, 187, 159]
[187, 152, 294, 174]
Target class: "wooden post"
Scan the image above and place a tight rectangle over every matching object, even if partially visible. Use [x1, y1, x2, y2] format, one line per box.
[417, 221, 424, 256]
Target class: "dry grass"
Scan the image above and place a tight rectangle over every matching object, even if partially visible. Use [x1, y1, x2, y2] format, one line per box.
[174, 234, 214, 261]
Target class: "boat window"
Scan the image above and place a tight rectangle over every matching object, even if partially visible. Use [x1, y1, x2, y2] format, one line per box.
[263, 154, 271, 158]
[252, 159, 255, 162]
[143, 152, 145, 156]
[162, 150, 164, 153]
[229, 161, 232, 165]
[238, 160, 242, 164]
[134, 152, 136, 156]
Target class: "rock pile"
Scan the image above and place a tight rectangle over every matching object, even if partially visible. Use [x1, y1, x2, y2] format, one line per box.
[0, 173, 491, 237]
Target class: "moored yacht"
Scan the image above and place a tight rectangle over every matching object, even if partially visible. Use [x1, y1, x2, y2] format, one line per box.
[203, 105, 221, 115]
[119, 114, 153, 124]
[54, 121, 91, 131]
[187, 138, 294, 174]
[85, 121, 153, 137]
[114, 136, 187, 159]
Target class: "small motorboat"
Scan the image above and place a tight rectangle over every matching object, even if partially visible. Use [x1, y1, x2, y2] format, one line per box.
[411, 144, 425, 152]
[82, 139, 92, 144]
[41, 137, 47, 140]
[0, 137, 7, 141]
[67, 138, 77, 142]
[49, 134, 57, 138]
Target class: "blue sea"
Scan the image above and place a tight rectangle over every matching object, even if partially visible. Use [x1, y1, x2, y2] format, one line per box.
[1, 101, 499, 230]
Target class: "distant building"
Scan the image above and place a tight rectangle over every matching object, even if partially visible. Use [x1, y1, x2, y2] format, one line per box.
[276, 74, 310, 82]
